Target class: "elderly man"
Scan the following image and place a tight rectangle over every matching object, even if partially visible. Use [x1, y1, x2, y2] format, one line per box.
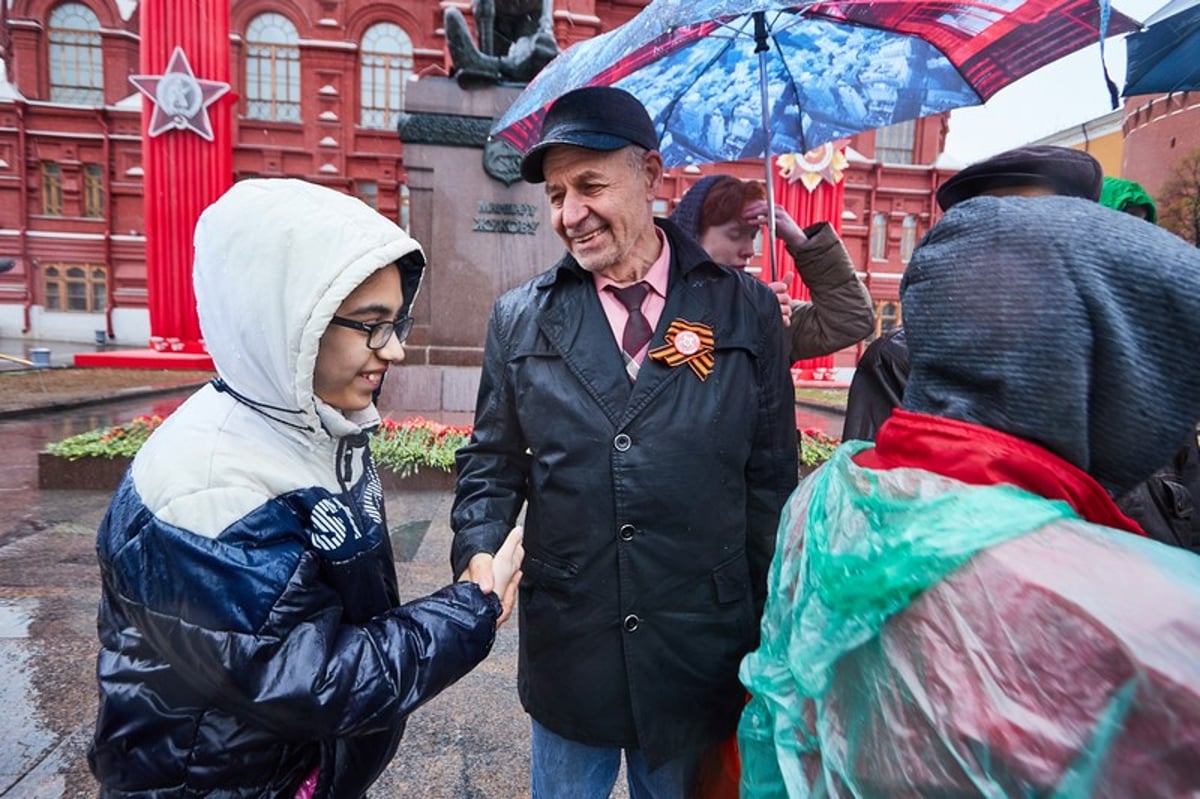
[451, 87, 798, 798]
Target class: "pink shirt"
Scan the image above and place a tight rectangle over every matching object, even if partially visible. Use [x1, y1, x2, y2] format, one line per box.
[593, 228, 670, 364]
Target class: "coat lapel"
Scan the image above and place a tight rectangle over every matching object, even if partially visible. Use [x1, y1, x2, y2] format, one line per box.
[536, 276, 632, 428]
[534, 224, 724, 431]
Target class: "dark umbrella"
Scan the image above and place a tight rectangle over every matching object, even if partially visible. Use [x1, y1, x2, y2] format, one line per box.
[1122, 0, 1200, 96]
[492, 0, 1137, 279]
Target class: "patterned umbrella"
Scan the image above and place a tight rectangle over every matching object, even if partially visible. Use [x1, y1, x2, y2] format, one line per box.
[492, 0, 1137, 278]
[1122, 0, 1200, 96]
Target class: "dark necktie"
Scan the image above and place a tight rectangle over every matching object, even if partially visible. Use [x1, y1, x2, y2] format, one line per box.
[607, 282, 653, 381]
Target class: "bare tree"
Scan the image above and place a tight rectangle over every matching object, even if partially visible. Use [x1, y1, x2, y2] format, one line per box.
[1159, 147, 1200, 247]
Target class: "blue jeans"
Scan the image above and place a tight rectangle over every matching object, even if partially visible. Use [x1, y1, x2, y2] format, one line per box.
[530, 719, 702, 799]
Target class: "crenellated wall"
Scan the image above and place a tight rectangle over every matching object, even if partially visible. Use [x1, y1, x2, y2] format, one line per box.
[1122, 91, 1200, 200]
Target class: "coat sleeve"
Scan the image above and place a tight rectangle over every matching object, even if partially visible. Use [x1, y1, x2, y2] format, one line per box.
[745, 281, 800, 612]
[102, 503, 501, 741]
[841, 327, 909, 442]
[786, 222, 874, 361]
[450, 298, 532, 578]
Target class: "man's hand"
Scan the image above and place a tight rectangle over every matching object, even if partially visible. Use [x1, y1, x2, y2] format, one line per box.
[458, 526, 525, 628]
[491, 527, 525, 628]
[768, 281, 792, 327]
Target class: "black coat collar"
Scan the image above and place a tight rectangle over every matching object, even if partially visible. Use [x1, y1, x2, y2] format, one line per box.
[533, 218, 729, 428]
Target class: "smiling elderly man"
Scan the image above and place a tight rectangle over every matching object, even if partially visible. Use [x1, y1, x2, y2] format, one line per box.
[451, 86, 798, 799]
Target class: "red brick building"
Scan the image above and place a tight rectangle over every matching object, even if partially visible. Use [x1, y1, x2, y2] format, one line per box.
[0, 0, 951, 358]
[841, 115, 957, 350]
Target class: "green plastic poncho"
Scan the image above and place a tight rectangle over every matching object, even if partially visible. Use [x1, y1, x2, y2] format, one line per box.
[739, 443, 1200, 798]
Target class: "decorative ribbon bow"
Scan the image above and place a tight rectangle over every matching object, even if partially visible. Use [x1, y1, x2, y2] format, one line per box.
[648, 319, 715, 381]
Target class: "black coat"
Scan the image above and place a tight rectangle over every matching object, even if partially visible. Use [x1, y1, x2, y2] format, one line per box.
[451, 219, 798, 766]
[842, 326, 908, 442]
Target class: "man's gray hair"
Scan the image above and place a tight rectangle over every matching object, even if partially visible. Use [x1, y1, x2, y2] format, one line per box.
[625, 145, 649, 172]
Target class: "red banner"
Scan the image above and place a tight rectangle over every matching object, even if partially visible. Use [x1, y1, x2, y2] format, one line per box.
[773, 156, 846, 373]
[140, 0, 231, 354]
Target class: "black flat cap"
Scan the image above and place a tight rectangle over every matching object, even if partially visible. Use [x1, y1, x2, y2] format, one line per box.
[936, 145, 1103, 211]
[520, 87, 659, 184]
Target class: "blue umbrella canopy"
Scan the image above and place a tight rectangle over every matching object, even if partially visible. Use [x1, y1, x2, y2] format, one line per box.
[492, 0, 1138, 166]
[1123, 0, 1200, 96]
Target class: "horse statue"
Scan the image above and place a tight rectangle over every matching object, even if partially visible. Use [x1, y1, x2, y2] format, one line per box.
[444, 0, 559, 85]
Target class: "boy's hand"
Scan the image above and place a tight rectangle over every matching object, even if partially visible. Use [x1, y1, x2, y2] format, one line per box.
[458, 527, 524, 627]
[460, 553, 495, 594]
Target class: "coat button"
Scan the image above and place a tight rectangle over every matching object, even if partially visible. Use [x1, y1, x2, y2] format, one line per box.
[623, 614, 640, 632]
[618, 524, 636, 541]
[613, 433, 632, 451]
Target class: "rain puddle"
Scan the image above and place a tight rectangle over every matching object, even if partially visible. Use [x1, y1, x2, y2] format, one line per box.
[0, 597, 58, 794]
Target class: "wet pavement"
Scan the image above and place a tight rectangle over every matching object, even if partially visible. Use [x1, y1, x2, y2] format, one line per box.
[0, 335, 138, 373]
[0, 393, 198, 798]
[0, 386, 845, 797]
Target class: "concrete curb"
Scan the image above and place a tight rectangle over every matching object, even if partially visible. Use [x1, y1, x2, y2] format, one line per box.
[796, 399, 846, 416]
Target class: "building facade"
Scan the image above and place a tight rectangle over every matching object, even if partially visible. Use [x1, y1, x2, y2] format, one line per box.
[1029, 107, 1125, 177]
[1025, 91, 1200, 245]
[0, 0, 951, 361]
[840, 115, 955, 351]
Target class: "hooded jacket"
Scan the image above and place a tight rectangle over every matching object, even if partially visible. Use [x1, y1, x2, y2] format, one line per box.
[89, 180, 500, 798]
[669, 176, 873, 361]
[1099, 175, 1158, 223]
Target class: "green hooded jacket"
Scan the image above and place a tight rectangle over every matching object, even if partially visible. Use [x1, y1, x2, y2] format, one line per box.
[1099, 176, 1157, 223]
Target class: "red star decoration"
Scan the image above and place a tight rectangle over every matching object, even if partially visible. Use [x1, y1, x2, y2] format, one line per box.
[129, 46, 230, 142]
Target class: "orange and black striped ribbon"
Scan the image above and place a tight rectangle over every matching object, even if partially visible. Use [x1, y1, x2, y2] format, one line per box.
[648, 319, 715, 381]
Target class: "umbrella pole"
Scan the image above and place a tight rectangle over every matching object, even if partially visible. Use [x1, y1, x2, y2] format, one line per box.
[753, 11, 778, 284]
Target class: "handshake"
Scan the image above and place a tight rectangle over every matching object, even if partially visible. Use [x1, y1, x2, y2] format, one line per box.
[459, 527, 525, 628]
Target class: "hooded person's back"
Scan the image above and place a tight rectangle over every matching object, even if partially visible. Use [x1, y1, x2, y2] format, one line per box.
[739, 196, 1200, 798]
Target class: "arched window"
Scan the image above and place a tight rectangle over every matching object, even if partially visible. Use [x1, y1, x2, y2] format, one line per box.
[48, 2, 103, 105]
[900, 215, 918, 263]
[870, 212, 888, 261]
[245, 13, 300, 122]
[42, 162, 63, 215]
[875, 301, 901, 336]
[43, 263, 107, 311]
[360, 23, 412, 130]
[84, 163, 105, 218]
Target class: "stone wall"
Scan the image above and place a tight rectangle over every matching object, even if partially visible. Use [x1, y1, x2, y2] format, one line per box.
[394, 78, 565, 413]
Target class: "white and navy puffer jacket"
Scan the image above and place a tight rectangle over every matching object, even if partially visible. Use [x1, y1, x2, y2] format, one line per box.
[89, 180, 500, 798]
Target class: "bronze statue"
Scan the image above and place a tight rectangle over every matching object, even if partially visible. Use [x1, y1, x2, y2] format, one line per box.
[445, 0, 559, 85]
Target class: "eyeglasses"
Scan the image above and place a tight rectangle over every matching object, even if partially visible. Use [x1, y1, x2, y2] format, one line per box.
[328, 314, 414, 350]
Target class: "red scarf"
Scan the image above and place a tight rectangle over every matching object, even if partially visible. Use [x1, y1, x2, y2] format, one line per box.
[854, 409, 1145, 536]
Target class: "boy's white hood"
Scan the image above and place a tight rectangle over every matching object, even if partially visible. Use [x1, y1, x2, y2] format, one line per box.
[193, 179, 423, 438]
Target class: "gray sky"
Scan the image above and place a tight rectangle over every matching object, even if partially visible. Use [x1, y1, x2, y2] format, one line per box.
[943, 0, 1166, 164]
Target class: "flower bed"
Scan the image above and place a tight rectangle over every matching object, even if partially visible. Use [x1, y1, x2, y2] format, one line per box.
[40, 415, 473, 492]
[372, 417, 472, 492]
[370, 416, 471, 478]
[41, 413, 841, 490]
[799, 427, 840, 478]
